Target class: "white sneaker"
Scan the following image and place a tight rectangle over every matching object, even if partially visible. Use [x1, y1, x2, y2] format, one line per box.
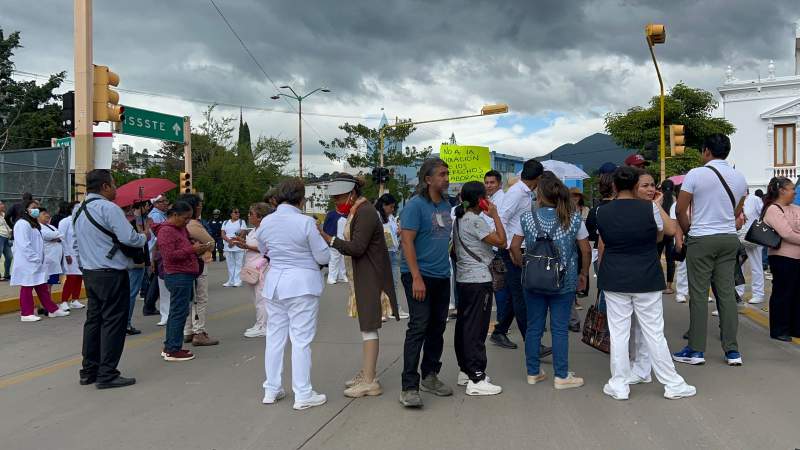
[233, 282, 242, 287]
[262, 389, 286, 404]
[48, 309, 70, 318]
[58, 302, 70, 311]
[223, 282, 232, 287]
[603, 383, 629, 401]
[748, 297, 765, 305]
[711, 310, 719, 317]
[244, 328, 266, 338]
[457, 371, 491, 386]
[676, 295, 687, 303]
[20, 315, 42, 322]
[466, 379, 502, 396]
[398, 309, 410, 319]
[157, 321, 167, 326]
[627, 374, 652, 385]
[708, 296, 714, 303]
[664, 383, 697, 400]
[68, 300, 85, 309]
[293, 391, 327, 410]
[554, 372, 584, 390]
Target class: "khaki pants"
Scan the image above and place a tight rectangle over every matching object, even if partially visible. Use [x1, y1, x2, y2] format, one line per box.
[184, 265, 209, 336]
[686, 234, 739, 353]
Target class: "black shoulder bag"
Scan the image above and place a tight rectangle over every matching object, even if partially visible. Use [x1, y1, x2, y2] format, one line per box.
[745, 204, 783, 249]
[521, 211, 566, 294]
[74, 198, 146, 264]
[453, 217, 506, 291]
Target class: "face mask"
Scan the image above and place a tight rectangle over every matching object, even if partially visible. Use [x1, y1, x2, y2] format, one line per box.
[335, 194, 354, 215]
[29, 208, 40, 219]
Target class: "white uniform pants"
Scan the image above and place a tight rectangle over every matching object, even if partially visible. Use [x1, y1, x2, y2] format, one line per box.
[736, 245, 765, 301]
[605, 291, 687, 397]
[327, 248, 347, 284]
[675, 261, 688, 298]
[158, 277, 171, 324]
[251, 275, 267, 331]
[224, 251, 244, 286]
[263, 294, 319, 401]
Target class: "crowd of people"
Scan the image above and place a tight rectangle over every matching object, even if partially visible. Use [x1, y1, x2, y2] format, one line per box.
[2, 132, 797, 410]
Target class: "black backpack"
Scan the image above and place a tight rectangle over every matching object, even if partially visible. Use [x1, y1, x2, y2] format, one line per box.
[521, 211, 566, 294]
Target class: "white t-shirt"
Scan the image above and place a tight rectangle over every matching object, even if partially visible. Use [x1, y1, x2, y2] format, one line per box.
[681, 159, 747, 237]
[455, 211, 494, 283]
[652, 202, 664, 231]
[222, 219, 246, 252]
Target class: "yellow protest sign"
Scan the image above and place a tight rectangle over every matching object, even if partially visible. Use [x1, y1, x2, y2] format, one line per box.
[439, 145, 491, 183]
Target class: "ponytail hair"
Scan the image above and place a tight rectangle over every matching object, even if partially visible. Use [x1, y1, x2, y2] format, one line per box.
[761, 176, 792, 217]
[455, 181, 486, 220]
[536, 172, 574, 229]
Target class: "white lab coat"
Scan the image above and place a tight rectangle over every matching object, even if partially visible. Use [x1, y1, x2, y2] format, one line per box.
[58, 217, 82, 275]
[10, 220, 47, 287]
[40, 223, 64, 276]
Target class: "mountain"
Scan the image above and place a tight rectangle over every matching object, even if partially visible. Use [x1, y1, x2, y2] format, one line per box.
[536, 133, 635, 174]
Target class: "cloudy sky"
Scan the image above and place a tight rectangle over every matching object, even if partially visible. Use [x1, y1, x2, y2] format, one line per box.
[5, 0, 800, 174]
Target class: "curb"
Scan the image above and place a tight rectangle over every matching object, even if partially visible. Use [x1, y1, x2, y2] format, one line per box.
[741, 306, 800, 345]
[0, 288, 88, 315]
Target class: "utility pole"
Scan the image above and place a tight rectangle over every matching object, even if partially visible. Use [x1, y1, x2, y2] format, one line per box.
[298, 99, 303, 178]
[73, 0, 93, 200]
[183, 116, 191, 178]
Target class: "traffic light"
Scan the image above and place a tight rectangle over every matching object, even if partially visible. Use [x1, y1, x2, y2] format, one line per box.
[179, 172, 192, 194]
[371, 167, 390, 184]
[92, 65, 124, 122]
[61, 90, 75, 133]
[669, 124, 686, 156]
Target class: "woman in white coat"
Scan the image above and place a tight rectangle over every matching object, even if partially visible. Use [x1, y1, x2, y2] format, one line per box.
[57, 203, 85, 310]
[38, 208, 64, 297]
[11, 200, 70, 322]
[258, 179, 330, 411]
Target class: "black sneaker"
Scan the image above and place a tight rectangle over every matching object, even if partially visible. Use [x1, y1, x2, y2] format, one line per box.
[96, 375, 136, 390]
[539, 345, 553, 358]
[569, 323, 581, 333]
[399, 389, 423, 408]
[490, 332, 518, 349]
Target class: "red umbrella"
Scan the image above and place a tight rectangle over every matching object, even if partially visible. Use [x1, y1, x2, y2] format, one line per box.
[114, 178, 177, 207]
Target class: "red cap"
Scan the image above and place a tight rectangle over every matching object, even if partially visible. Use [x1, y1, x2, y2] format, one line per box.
[624, 154, 649, 167]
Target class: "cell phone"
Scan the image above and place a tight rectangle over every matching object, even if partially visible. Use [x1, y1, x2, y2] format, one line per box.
[478, 198, 490, 212]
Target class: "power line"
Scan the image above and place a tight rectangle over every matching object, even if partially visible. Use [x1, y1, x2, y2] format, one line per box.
[11, 70, 379, 120]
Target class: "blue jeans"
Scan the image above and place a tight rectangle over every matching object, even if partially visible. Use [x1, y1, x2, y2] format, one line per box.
[0, 236, 12, 278]
[164, 273, 195, 352]
[127, 268, 145, 326]
[524, 290, 573, 378]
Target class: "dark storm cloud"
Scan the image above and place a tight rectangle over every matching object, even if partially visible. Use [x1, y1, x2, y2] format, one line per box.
[3, 0, 799, 115]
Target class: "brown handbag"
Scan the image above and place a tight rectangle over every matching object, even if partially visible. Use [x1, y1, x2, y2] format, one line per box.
[581, 293, 610, 354]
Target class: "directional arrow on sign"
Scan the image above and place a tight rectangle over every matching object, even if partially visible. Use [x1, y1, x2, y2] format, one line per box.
[173, 123, 181, 136]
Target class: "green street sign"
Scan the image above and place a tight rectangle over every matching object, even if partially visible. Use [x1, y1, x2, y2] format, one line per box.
[120, 106, 184, 143]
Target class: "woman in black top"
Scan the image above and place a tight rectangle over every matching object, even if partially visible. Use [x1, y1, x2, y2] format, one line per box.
[596, 167, 695, 401]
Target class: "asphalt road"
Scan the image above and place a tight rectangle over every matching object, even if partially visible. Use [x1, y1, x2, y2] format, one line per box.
[0, 263, 798, 450]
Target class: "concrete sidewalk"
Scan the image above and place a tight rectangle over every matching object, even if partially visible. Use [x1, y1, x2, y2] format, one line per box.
[0, 278, 86, 314]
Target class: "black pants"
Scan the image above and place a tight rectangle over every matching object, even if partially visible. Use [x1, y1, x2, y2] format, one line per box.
[81, 269, 130, 383]
[211, 238, 224, 261]
[401, 273, 450, 391]
[454, 282, 493, 383]
[768, 255, 800, 338]
[658, 237, 676, 283]
[493, 249, 527, 338]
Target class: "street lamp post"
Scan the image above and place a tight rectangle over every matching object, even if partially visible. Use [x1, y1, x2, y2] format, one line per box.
[646, 23, 667, 182]
[377, 103, 509, 194]
[271, 85, 330, 178]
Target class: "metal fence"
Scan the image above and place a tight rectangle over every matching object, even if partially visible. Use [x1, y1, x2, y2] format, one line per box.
[0, 146, 70, 211]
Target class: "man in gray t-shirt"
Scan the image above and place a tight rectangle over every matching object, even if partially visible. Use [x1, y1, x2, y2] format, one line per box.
[455, 211, 494, 283]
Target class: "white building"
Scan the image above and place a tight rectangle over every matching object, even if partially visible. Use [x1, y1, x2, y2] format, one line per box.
[718, 22, 800, 190]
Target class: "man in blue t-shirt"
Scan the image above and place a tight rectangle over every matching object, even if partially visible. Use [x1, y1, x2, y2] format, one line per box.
[398, 158, 453, 408]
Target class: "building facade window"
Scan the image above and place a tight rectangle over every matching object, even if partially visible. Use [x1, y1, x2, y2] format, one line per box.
[774, 124, 796, 167]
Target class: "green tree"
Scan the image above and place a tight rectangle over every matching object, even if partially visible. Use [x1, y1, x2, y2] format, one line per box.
[236, 111, 252, 161]
[319, 120, 431, 169]
[0, 29, 67, 150]
[605, 82, 735, 164]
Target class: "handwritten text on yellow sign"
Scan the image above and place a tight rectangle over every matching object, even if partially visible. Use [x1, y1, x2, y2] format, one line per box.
[440, 145, 491, 183]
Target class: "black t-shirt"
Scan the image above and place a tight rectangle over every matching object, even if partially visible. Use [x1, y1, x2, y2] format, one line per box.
[585, 199, 611, 246]
[597, 199, 665, 293]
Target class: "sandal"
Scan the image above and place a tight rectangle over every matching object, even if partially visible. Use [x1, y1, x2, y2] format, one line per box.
[663, 288, 675, 295]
